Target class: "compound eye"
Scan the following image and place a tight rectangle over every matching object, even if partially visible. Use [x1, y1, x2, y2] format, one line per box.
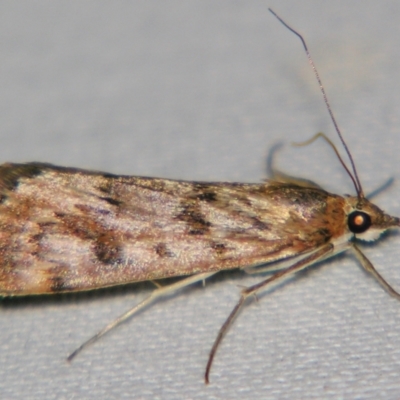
[348, 211, 371, 234]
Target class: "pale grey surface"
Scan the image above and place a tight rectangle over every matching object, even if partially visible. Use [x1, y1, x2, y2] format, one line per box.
[1, 1, 400, 399]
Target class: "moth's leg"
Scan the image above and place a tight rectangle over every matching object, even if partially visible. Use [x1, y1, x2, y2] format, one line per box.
[270, 171, 322, 189]
[266, 143, 321, 189]
[365, 177, 394, 201]
[245, 247, 339, 275]
[205, 243, 333, 384]
[293, 131, 362, 193]
[245, 263, 285, 274]
[244, 255, 308, 274]
[67, 271, 216, 362]
[352, 243, 400, 300]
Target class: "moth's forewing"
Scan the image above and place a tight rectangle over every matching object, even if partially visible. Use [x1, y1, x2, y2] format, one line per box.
[0, 163, 352, 295]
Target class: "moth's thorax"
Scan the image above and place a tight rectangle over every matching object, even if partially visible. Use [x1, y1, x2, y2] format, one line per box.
[259, 182, 348, 240]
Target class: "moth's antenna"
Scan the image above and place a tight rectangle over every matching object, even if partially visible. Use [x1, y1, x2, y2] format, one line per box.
[268, 8, 364, 198]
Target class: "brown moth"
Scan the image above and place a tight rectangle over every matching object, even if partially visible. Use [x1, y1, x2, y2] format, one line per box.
[1, 10, 399, 383]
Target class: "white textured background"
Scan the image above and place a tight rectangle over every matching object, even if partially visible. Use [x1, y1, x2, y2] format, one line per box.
[1, 1, 400, 399]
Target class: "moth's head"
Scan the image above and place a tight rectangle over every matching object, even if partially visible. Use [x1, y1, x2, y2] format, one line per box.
[345, 196, 399, 241]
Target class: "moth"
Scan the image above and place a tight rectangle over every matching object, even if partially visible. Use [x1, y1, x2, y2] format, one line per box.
[1, 9, 399, 384]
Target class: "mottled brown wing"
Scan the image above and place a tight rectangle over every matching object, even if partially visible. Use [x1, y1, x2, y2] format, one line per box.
[0, 163, 346, 295]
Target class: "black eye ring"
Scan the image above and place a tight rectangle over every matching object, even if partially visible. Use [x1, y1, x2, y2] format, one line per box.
[348, 211, 371, 234]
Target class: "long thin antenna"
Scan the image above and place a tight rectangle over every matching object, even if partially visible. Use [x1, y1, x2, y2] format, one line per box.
[268, 8, 364, 198]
